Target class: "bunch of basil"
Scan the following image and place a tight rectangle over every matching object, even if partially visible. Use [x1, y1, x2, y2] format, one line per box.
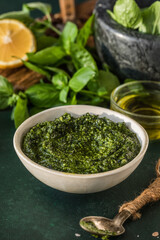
[0, 2, 120, 128]
[108, 0, 160, 35]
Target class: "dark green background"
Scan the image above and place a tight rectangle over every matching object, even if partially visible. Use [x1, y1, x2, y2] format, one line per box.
[0, 0, 85, 15]
[0, 109, 160, 240]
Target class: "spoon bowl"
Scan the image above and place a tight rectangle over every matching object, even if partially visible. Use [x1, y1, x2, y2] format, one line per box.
[80, 210, 131, 237]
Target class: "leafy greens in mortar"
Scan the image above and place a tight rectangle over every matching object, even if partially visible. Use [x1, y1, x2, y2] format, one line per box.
[107, 0, 160, 35]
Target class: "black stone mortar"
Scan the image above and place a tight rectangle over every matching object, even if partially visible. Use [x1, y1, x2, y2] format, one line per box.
[94, 0, 160, 81]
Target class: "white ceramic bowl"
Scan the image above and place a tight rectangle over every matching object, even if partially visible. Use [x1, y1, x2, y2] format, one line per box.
[13, 105, 149, 194]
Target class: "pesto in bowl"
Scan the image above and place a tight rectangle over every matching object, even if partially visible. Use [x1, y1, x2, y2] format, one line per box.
[22, 113, 141, 174]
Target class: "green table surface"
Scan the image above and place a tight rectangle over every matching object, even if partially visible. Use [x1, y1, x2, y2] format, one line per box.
[0, 109, 160, 240]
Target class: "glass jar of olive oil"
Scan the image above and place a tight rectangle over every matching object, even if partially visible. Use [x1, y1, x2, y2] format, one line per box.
[111, 81, 160, 140]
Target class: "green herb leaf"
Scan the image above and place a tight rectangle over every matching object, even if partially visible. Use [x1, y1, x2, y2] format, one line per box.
[124, 78, 136, 83]
[61, 21, 78, 54]
[76, 14, 95, 47]
[29, 106, 45, 116]
[25, 83, 59, 108]
[8, 93, 19, 107]
[139, 1, 160, 34]
[23, 2, 52, 22]
[97, 87, 108, 97]
[107, 10, 117, 21]
[97, 70, 120, 95]
[87, 79, 99, 92]
[69, 67, 96, 92]
[59, 86, 69, 103]
[13, 92, 29, 128]
[28, 45, 66, 66]
[45, 66, 70, 78]
[23, 61, 51, 79]
[70, 43, 98, 72]
[70, 92, 77, 105]
[0, 76, 14, 110]
[107, 0, 142, 29]
[52, 73, 68, 90]
[0, 11, 33, 26]
[36, 35, 58, 51]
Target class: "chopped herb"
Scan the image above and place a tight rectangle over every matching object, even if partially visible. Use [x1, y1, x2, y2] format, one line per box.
[22, 113, 140, 174]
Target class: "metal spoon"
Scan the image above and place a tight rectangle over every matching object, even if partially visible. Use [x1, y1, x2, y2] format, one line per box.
[80, 210, 131, 237]
[80, 159, 160, 237]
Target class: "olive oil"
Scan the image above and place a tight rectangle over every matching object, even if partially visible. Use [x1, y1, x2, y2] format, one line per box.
[117, 93, 160, 140]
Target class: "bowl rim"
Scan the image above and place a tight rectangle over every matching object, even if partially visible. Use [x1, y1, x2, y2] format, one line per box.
[95, 0, 160, 40]
[13, 105, 149, 179]
[111, 80, 160, 120]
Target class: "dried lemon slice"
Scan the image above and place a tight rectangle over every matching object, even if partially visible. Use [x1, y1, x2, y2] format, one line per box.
[0, 19, 36, 69]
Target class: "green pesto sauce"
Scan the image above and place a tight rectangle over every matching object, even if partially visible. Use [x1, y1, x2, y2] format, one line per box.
[22, 113, 141, 174]
[80, 220, 115, 240]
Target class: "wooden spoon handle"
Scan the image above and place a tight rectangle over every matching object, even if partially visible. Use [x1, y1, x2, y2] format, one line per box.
[59, 0, 76, 22]
[119, 159, 160, 220]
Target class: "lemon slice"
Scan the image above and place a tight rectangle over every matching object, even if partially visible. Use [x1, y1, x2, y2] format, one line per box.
[0, 19, 36, 69]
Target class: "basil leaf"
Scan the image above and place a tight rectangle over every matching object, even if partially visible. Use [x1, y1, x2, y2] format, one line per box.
[25, 83, 59, 108]
[107, 0, 142, 29]
[0, 11, 33, 26]
[139, 2, 160, 34]
[87, 80, 99, 92]
[0, 96, 10, 110]
[0, 76, 13, 95]
[29, 106, 45, 116]
[61, 21, 78, 54]
[70, 43, 98, 72]
[97, 70, 120, 95]
[28, 45, 66, 66]
[29, 20, 48, 36]
[70, 92, 77, 105]
[8, 94, 19, 107]
[0, 76, 14, 110]
[36, 35, 58, 51]
[23, 61, 51, 79]
[107, 10, 117, 21]
[97, 87, 108, 97]
[45, 66, 70, 79]
[69, 67, 96, 92]
[52, 73, 68, 90]
[59, 86, 69, 103]
[76, 14, 95, 47]
[124, 78, 136, 83]
[14, 92, 29, 128]
[23, 2, 52, 22]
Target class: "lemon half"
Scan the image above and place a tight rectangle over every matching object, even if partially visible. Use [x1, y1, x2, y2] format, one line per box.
[0, 19, 36, 69]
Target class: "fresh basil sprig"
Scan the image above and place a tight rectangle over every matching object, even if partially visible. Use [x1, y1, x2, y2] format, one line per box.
[70, 43, 98, 72]
[139, 2, 160, 35]
[27, 45, 66, 66]
[0, 2, 121, 129]
[69, 67, 96, 92]
[107, 0, 142, 29]
[77, 14, 95, 47]
[25, 83, 61, 108]
[13, 92, 29, 128]
[0, 11, 33, 26]
[22, 2, 52, 22]
[61, 21, 78, 54]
